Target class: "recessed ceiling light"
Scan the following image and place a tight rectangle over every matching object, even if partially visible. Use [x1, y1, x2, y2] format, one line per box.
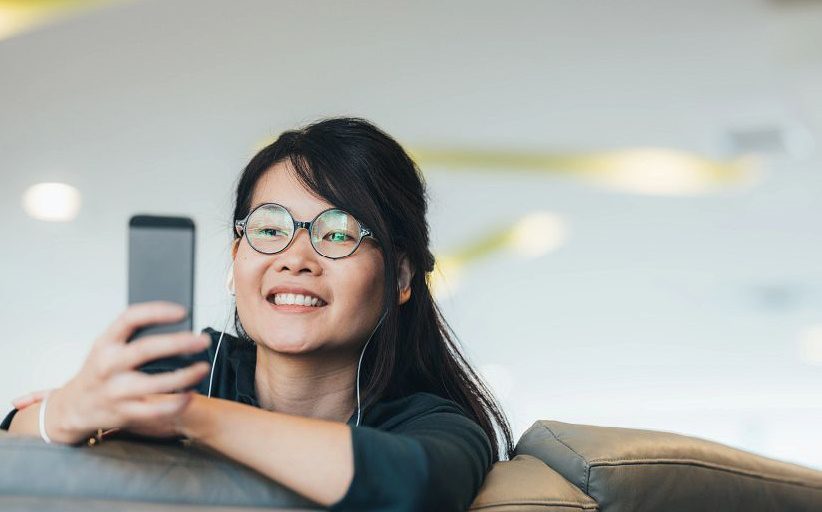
[22, 182, 82, 222]
[510, 211, 567, 258]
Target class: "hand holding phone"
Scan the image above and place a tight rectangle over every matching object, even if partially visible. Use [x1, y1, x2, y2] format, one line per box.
[29, 302, 211, 445]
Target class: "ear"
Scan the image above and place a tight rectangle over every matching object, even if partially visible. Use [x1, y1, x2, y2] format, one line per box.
[231, 238, 240, 260]
[397, 254, 414, 305]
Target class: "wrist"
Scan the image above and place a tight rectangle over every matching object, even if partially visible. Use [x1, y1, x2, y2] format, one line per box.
[178, 393, 209, 441]
[46, 386, 93, 445]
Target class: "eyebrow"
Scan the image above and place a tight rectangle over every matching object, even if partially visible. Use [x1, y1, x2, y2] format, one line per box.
[248, 201, 336, 219]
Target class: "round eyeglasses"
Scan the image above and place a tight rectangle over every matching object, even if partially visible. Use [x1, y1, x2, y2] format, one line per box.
[234, 203, 377, 259]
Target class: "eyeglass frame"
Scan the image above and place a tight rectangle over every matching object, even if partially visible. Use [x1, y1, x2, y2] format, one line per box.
[234, 202, 378, 260]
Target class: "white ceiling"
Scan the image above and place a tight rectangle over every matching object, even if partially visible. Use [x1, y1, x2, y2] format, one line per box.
[1, 0, 820, 468]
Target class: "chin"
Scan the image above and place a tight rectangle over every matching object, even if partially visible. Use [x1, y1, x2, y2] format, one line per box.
[257, 333, 318, 354]
[263, 336, 317, 354]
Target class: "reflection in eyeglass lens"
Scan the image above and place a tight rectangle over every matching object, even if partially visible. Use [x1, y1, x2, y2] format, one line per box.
[247, 206, 292, 251]
[313, 210, 361, 257]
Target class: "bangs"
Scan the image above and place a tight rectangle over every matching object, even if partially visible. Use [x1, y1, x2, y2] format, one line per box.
[285, 147, 385, 252]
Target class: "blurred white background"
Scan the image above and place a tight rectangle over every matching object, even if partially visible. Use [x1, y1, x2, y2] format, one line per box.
[1, 0, 820, 468]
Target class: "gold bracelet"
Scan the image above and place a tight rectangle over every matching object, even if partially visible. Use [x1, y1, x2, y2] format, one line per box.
[86, 427, 121, 446]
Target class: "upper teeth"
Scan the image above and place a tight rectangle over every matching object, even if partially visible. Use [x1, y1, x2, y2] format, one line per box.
[272, 293, 324, 307]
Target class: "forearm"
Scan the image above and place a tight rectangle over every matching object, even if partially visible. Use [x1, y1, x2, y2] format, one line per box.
[7, 388, 90, 444]
[181, 394, 354, 507]
[6, 405, 35, 436]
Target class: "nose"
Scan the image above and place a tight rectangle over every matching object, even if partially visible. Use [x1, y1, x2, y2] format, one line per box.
[274, 226, 322, 275]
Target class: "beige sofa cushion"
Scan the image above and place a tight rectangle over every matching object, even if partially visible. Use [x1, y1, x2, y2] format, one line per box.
[470, 454, 598, 511]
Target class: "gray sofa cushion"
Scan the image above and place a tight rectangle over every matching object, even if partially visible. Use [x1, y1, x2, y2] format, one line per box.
[0, 496, 310, 512]
[516, 420, 822, 512]
[0, 430, 320, 510]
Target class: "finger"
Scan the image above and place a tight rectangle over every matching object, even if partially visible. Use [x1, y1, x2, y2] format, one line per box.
[12, 388, 53, 409]
[114, 332, 210, 372]
[119, 392, 194, 423]
[110, 363, 211, 398]
[12, 396, 38, 408]
[12, 397, 37, 409]
[102, 302, 189, 344]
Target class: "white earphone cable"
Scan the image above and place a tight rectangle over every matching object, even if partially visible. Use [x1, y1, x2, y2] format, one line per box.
[209, 264, 236, 398]
[354, 309, 388, 427]
[207, 309, 233, 399]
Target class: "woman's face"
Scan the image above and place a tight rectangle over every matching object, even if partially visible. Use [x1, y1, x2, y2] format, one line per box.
[232, 161, 385, 356]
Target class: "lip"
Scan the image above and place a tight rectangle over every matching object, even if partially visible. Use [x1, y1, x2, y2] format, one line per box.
[264, 285, 328, 311]
[267, 302, 325, 313]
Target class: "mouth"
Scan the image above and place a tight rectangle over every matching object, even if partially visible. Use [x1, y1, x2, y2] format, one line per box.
[265, 292, 328, 308]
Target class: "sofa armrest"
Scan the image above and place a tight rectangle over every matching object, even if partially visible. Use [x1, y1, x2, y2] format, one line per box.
[516, 420, 822, 512]
[470, 454, 597, 511]
[0, 430, 320, 510]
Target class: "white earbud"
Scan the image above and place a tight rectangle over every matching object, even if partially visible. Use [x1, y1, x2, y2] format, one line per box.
[226, 265, 235, 296]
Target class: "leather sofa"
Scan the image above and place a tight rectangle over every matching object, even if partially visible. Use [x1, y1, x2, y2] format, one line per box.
[2, 419, 821, 511]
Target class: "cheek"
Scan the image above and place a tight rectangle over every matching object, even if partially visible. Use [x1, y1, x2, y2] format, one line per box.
[233, 250, 265, 296]
[336, 258, 385, 314]
[341, 272, 381, 308]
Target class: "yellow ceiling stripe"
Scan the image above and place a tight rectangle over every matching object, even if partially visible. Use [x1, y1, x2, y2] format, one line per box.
[410, 147, 758, 196]
[0, 0, 115, 41]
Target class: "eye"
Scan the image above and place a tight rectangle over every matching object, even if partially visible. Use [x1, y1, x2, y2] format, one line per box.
[255, 227, 287, 238]
[325, 231, 353, 243]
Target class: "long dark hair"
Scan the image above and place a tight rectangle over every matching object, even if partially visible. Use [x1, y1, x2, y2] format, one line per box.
[231, 117, 514, 461]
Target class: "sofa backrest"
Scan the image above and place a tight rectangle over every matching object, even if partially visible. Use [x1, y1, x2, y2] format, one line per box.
[0, 430, 317, 510]
[516, 420, 822, 512]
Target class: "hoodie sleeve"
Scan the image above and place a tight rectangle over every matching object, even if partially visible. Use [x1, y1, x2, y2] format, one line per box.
[0, 408, 18, 431]
[329, 401, 493, 512]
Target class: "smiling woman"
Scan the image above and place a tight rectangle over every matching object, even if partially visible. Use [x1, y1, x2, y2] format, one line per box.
[2, 117, 513, 511]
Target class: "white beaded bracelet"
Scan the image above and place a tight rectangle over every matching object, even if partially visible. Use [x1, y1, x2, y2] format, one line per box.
[38, 392, 52, 444]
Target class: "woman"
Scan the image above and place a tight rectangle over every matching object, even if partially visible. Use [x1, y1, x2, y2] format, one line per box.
[2, 117, 514, 510]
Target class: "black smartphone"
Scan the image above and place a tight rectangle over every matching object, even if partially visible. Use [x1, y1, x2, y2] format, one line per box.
[127, 214, 207, 374]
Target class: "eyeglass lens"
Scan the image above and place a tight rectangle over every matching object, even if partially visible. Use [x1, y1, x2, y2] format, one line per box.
[245, 204, 363, 258]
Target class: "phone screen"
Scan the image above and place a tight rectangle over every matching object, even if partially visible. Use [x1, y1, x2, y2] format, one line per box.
[128, 215, 202, 372]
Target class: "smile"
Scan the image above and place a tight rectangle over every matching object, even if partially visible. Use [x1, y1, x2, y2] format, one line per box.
[267, 293, 327, 307]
